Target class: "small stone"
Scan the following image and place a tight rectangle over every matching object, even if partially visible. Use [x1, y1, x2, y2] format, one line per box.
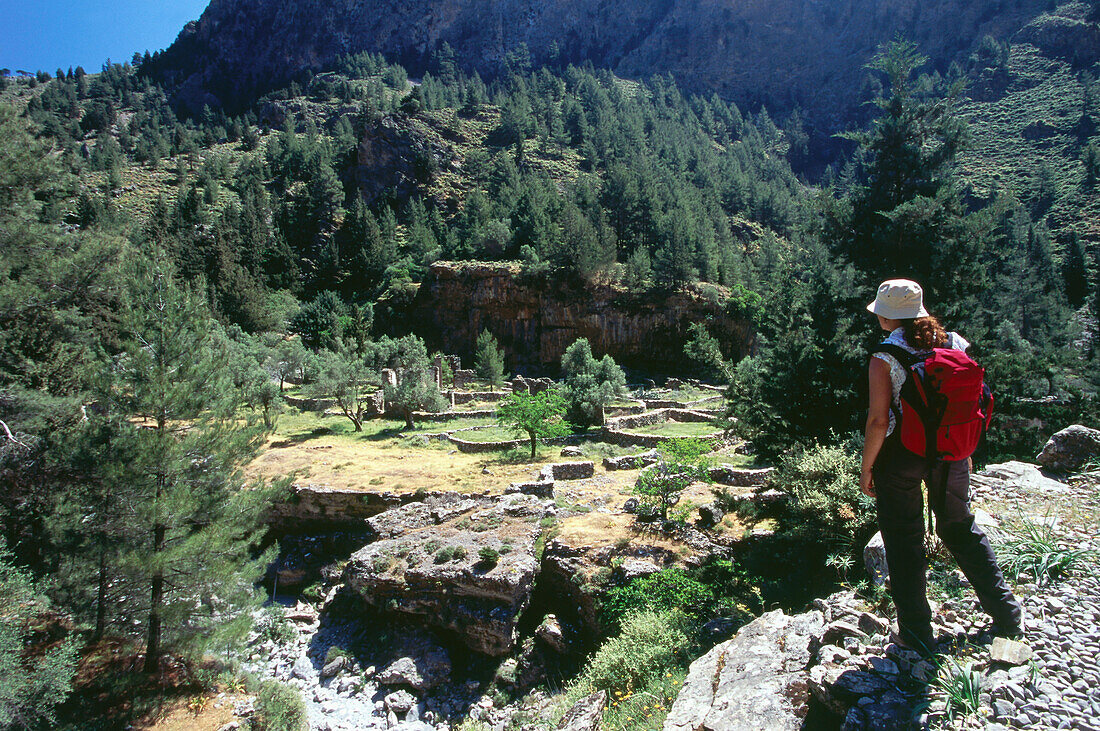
[857, 612, 889, 637]
[822, 620, 866, 646]
[217, 723, 240, 731]
[991, 637, 1034, 665]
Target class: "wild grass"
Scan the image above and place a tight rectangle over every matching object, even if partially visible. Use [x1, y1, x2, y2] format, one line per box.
[929, 658, 983, 724]
[996, 517, 1097, 585]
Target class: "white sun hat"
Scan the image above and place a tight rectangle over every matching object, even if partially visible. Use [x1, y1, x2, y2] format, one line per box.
[866, 279, 929, 320]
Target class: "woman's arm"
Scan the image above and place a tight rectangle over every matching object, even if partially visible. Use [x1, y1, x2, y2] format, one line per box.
[860, 357, 892, 497]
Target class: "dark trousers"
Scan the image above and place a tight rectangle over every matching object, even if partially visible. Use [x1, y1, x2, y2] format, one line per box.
[873, 441, 1022, 647]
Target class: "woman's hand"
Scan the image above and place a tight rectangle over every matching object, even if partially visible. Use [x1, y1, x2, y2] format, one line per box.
[860, 467, 875, 498]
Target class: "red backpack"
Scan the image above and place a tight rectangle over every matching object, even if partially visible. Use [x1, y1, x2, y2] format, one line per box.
[871, 344, 994, 461]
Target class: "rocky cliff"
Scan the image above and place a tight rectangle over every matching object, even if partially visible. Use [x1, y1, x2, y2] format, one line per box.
[154, 0, 1050, 128]
[410, 261, 752, 373]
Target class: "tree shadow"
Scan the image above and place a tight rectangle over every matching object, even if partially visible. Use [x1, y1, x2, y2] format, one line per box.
[269, 426, 334, 448]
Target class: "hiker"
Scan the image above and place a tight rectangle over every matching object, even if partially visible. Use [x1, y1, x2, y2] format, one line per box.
[859, 279, 1023, 653]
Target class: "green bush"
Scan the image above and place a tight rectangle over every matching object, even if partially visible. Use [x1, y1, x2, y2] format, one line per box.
[434, 546, 456, 564]
[601, 568, 714, 631]
[255, 680, 307, 731]
[300, 583, 324, 604]
[256, 606, 295, 645]
[324, 645, 351, 665]
[771, 443, 874, 549]
[571, 609, 693, 695]
[478, 547, 500, 568]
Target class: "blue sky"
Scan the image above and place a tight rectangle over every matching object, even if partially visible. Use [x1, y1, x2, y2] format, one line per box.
[0, 0, 210, 74]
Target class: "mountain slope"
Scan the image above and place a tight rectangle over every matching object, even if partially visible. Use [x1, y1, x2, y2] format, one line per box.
[152, 0, 1052, 128]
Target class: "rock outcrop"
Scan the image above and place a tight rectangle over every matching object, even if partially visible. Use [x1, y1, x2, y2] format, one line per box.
[663, 608, 824, 731]
[411, 262, 752, 372]
[154, 0, 1051, 131]
[343, 493, 549, 656]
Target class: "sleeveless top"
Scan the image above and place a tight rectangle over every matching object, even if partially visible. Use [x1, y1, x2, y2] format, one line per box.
[872, 327, 970, 436]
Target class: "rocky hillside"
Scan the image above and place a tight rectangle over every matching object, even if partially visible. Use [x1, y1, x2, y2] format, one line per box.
[152, 0, 1053, 127]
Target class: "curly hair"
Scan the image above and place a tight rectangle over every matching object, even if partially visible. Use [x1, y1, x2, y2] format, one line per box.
[901, 316, 947, 350]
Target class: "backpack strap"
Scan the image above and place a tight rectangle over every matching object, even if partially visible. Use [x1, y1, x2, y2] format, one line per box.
[870, 343, 923, 369]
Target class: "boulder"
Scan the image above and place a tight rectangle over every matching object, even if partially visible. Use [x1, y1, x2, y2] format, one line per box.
[536, 614, 569, 654]
[383, 689, 418, 713]
[1036, 425, 1100, 473]
[557, 691, 607, 731]
[377, 652, 452, 691]
[560, 446, 584, 458]
[620, 558, 663, 581]
[291, 654, 313, 681]
[663, 608, 824, 731]
[696, 502, 725, 528]
[320, 655, 347, 679]
[974, 461, 1070, 495]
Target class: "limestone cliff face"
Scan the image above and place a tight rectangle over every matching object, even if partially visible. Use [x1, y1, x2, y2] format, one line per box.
[157, 0, 1049, 127]
[410, 261, 752, 373]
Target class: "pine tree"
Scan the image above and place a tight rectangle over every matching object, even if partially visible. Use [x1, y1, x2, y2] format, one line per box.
[100, 269, 277, 673]
[474, 329, 506, 391]
[832, 39, 983, 315]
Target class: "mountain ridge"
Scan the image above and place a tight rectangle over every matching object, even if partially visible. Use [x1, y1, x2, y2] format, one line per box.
[152, 0, 1053, 129]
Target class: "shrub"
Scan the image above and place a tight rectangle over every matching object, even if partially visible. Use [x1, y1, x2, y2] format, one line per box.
[324, 646, 351, 665]
[571, 609, 693, 695]
[425, 539, 442, 554]
[451, 545, 468, 561]
[433, 546, 456, 564]
[255, 680, 307, 731]
[478, 547, 500, 568]
[601, 568, 714, 631]
[256, 606, 295, 645]
[300, 583, 324, 604]
[771, 443, 874, 550]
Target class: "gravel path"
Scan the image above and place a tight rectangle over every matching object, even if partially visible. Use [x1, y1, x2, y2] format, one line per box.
[920, 468, 1100, 729]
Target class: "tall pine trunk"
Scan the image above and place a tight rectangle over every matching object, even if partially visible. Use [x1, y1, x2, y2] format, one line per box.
[145, 419, 166, 675]
[144, 521, 165, 673]
[146, 521, 165, 668]
[94, 548, 107, 641]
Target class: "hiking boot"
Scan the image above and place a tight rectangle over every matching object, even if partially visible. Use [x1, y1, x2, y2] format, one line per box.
[991, 607, 1026, 640]
[889, 627, 938, 658]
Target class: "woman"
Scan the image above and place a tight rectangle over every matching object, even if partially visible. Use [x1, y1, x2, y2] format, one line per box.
[860, 279, 1022, 654]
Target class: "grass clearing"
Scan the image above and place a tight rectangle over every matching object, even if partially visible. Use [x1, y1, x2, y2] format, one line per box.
[624, 421, 721, 437]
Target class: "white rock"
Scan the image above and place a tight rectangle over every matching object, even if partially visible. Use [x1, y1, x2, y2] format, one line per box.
[292, 655, 314, 681]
